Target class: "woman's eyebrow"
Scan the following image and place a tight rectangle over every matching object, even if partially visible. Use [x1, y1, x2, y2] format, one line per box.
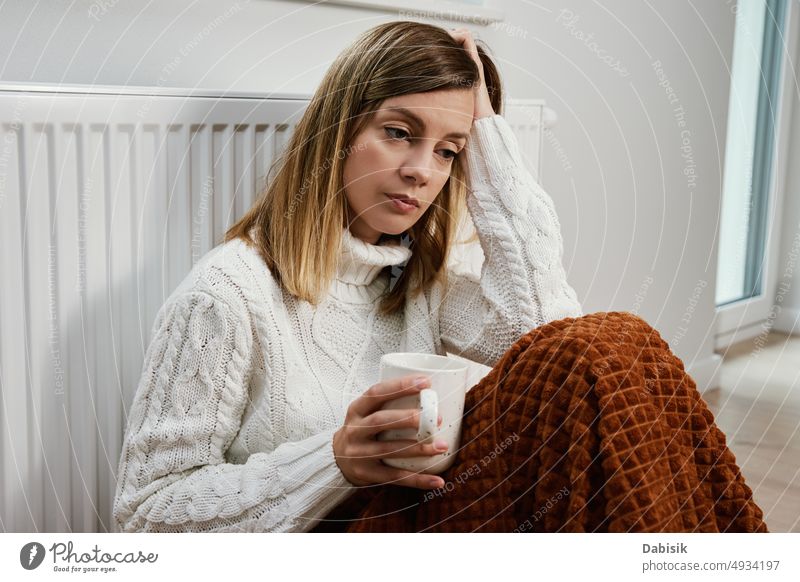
[383, 106, 469, 141]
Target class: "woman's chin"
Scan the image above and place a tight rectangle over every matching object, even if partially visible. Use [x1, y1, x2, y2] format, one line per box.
[380, 223, 415, 237]
[373, 215, 416, 236]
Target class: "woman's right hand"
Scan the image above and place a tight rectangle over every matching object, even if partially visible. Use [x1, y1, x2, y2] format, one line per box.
[333, 375, 449, 490]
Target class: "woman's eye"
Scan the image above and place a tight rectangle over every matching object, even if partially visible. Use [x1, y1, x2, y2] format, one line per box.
[385, 127, 409, 140]
[385, 127, 458, 162]
[440, 149, 459, 161]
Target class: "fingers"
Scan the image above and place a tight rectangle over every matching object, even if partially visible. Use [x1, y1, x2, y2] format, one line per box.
[355, 408, 423, 438]
[355, 407, 443, 439]
[372, 464, 446, 490]
[349, 438, 448, 460]
[448, 27, 472, 38]
[447, 28, 484, 82]
[350, 374, 429, 418]
[381, 439, 449, 459]
[448, 28, 478, 52]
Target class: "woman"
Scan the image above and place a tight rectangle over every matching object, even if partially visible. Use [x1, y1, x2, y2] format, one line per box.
[112, 22, 766, 533]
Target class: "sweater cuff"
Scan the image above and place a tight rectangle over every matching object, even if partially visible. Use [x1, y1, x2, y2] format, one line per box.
[465, 114, 528, 189]
[289, 428, 359, 529]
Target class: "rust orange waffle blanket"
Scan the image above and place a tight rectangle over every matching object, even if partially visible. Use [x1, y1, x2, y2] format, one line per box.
[311, 311, 767, 532]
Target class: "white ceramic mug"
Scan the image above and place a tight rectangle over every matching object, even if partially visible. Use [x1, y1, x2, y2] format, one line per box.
[377, 352, 470, 474]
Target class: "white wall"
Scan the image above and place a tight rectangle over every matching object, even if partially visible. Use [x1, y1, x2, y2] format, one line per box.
[488, 1, 736, 391]
[0, 0, 741, 390]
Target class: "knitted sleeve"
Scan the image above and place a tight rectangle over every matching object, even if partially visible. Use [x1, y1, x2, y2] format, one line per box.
[112, 290, 356, 533]
[435, 114, 583, 367]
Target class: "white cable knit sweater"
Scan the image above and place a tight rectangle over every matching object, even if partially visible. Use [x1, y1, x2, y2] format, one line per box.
[112, 114, 583, 533]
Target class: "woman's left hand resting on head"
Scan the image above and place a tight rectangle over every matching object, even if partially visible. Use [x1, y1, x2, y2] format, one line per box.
[447, 28, 495, 121]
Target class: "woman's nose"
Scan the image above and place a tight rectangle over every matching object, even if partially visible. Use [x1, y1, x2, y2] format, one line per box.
[399, 149, 435, 185]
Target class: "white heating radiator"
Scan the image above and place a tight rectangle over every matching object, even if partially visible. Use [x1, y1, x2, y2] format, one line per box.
[0, 83, 550, 533]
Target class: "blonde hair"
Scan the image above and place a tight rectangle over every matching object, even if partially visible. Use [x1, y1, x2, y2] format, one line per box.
[224, 20, 503, 316]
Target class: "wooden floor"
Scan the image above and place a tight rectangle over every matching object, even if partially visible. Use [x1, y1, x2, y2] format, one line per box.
[703, 331, 800, 532]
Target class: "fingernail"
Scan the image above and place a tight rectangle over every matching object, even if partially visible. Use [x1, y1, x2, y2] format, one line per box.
[413, 376, 429, 388]
[430, 478, 444, 488]
[434, 439, 448, 451]
[438, 414, 443, 426]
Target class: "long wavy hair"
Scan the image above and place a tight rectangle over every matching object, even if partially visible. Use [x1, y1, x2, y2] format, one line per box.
[223, 20, 503, 316]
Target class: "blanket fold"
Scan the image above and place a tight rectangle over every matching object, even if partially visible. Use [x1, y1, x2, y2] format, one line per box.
[312, 311, 767, 533]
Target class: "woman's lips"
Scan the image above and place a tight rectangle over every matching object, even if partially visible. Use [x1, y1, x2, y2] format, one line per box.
[385, 193, 418, 213]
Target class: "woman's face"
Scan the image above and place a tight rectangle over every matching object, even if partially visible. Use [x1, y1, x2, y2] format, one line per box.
[342, 89, 475, 244]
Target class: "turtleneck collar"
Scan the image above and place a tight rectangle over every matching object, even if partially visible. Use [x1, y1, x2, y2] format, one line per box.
[330, 228, 413, 303]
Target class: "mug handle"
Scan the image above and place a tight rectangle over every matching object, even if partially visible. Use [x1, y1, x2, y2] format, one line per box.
[417, 389, 438, 444]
